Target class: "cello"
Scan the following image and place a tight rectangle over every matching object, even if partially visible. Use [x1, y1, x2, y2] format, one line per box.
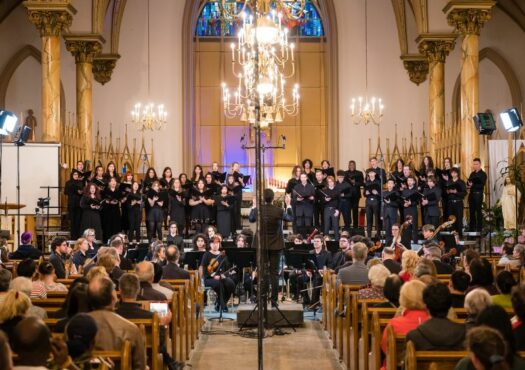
[394, 215, 413, 261]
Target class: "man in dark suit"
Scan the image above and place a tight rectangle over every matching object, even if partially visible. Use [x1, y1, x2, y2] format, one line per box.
[135, 261, 167, 301]
[162, 245, 190, 280]
[48, 237, 68, 279]
[248, 188, 293, 304]
[381, 246, 401, 274]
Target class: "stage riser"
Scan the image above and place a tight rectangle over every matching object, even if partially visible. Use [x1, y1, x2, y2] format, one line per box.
[236, 303, 304, 327]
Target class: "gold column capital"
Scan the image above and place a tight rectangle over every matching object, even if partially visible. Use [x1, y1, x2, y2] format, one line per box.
[401, 54, 429, 85]
[64, 34, 105, 64]
[93, 54, 121, 85]
[444, 1, 496, 35]
[416, 34, 457, 63]
[24, 0, 76, 37]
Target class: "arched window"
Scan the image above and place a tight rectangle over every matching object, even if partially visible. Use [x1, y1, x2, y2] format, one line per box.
[196, 1, 324, 38]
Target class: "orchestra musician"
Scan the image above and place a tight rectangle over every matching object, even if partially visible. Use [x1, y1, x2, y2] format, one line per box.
[364, 170, 382, 239]
[65, 169, 84, 240]
[402, 175, 419, 244]
[200, 235, 235, 312]
[382, 178, 400, 245]
[147, 180, 164, 241]
[446, 167, 467, 236]
[79, 183, 103, 241]
[299, 235, 331, 310]
[330, 232, 351, 272]
[336, 170, 352, 232]
[467, 158, 487, 233]
[422, 176, 441, 228]
[293, 172, 316, 237]
[345, 160, 364, 229]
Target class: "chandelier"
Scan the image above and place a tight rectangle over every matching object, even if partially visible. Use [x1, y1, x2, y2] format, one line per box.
[130, 0, 167, 131]
[219, 0, 303, 128]
[350, 0, 384, 125]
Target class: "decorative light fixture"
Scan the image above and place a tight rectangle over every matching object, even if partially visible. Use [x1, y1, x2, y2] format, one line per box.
[220, 1, 303, 128]
[130, 0, 167, 131]
[350, 0, 384, 125]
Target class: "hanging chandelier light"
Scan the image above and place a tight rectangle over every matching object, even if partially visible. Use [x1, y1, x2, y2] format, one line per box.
[130, 0, 167, 131]
[219, 0, 304, 128]
[350, 0, 384, 125]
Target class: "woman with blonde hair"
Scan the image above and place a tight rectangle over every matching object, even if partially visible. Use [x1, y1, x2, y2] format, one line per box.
[0, 290, 31, 340]
[399, 250, 419, 282]
[85, 266, 108, 281]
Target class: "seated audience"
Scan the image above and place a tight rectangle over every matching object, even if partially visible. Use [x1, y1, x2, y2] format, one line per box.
[163, 245, 190, 280]
[406, 282, 466, 350]
[110, 236, 134, 271]
[30, 262, 68, 298]
[399, 250, 418, 282]
[152, 262, 173, 300]
[449, 270, 470, 308]
[9, 277, 47, 319]
[337, 242, 369, 286]
[511, 284, 525, 350]
[492, 271, 517, 309]
[0, 268, 12, 305]
[358, 264, 390, 299]
[136, 261, 167, 301]
[55, 282, 90, 332]
[461, 249, 480, 276]
[151, 243, 167, 266]
[52, 277, 89, 319]
[0, 331, 12, 370]
[381, 247, 401, 274]
[0, 238, 8, 263]
[15, 258, 36, 279]
[414, 258, 437, 282]
[381, 279, 429, 365]
[82, 228, 99, 257]
[423, 243, 454, 274]
[8, 231, 42, 260]
[65, 313, 98, 366]
[0, 290, 30, 343]
[498, 243, 524, 269]
[372, 274, 404, 308]
[455, 326, 511, 370]
[466, 258, 498, 295]
[464, 288, 492, 330]
[88, 276, 146, 370]
[86, 266, 109, 281]
[97, 253, 121, 287]
[49, 237, 69, 279]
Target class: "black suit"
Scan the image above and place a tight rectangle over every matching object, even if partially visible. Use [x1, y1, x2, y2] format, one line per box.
[162, 262, 191, 280]
[383, 259, 401, 274]
[406, 317, 466, 350]
[432, 259, 454, 274]
[249, 204, 293, 302]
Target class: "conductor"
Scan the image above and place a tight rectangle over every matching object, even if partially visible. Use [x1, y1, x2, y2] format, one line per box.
[249, 189, 293, 305]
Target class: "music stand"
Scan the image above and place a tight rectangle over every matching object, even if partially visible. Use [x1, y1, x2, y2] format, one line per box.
[225, 248, 256, 269]
[325, 241, 339, 254]
[182, 251, 205, 270]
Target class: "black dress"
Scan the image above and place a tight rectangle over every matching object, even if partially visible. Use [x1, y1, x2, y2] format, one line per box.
[101, 187, 122, 242]
[215, 194, 234, 238]
[227, 183, 243, 233]
[127, 192, 142, 242]
[200, 251, 235, 310]
[147, 189, 164, 241]
[169, 189, 186, 232]
[64, 177, 83, 239]
[119, 182, 133, 233]
[190, 189, 212, 225]
[80, 195, 103, 241]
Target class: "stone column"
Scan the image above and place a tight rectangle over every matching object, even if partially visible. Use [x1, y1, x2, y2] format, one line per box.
[417, 34, 456, 160]
[24, 1, 76, 142]
[445, 1, 495, 170]
[65, 35, 104, 162]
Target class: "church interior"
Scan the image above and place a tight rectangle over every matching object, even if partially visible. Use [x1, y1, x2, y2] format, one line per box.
[1, 0, 525, 369]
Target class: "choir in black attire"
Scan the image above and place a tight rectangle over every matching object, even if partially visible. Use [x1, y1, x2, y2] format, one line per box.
[467, 158, 487, 232]
[293, 173, 316, 236]
[446, 167, 467, 236]
[345, 161, 364, 229]
[64, 170, 84, 239]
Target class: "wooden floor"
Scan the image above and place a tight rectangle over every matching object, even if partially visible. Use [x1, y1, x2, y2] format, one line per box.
[188, 319, 343, 370]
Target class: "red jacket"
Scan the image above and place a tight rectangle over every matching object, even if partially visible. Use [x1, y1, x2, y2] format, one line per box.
[381, 309, 429, 358]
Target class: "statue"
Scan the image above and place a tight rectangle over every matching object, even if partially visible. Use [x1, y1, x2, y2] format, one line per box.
[501, 176, 521, 230]
[24, 109, 37, 142]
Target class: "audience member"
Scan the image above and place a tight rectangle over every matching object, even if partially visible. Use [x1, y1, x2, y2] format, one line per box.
[466, 258, 498, 295]
[49, 237, 69, 279]
[381, 247, 401, 274]
[151, 243, 167, 266]
[162, 245, 190, 280]
[65, 313, 98, 364]
[337, 242, 369, 285]
[30, 262, 68, 299]
[88, 276, 146, 370]
[372, 274, 404, 308]
[462, 249, 479, 276]
[454, 326, 511, 370]
[0, 268, 12, 304]
[86, 266, 109, 281]
[152, 262, 173, 299]
[423, 244, 454, 274]
[0, 331, 12, 370]
[399, 250, 418, 282]
[15, 258, 36, 279]
[449, 270, 470, 308]
[511, 284, 525, 350]
[406, 282, 466, 350]
[492, 271, 517, 309]
[117, 273, 154, 319]
[136, 261, 167, 301]
[8, 232, 42, 260]
[464, 288, 492, 330]
[110, 237, 134, 270]
[55, 283, 91, 332]
[414, 258, 437, 280]
[358, 264, 390, 299]
[498, 244, 524, 269]
[9, 277, 47, 319]
[0, 290, 30, 342]
[0, 238, 8, 263]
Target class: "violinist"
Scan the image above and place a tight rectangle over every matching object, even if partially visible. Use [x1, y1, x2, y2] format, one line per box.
[402, 176, 419, 244]
[364, 170, 381, 239]
[200, 235, 235, 312]
[418, 224, 438, 257]
[79, 183, 103, 241]
[127, 181, 142, 242]
[101, 177, 122, 242]
[422, 176, 441, 227]
[389, 223, 407, 262]
[65, 169, 84, 239]
[169, 178, 186, 233]
[345, 160, 364, 229]
[382, 178, 400, 245]
[446, 167, 466, 236]
[147, 180, 164, 241]
[300, 235, 331, 310]
[293, 172, 316, 237]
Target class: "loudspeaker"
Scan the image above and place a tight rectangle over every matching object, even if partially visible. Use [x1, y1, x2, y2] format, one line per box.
[474, 112, 496, 135]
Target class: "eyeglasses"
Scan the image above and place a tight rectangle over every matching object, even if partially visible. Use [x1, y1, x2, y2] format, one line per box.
[87, 233, 95, 237]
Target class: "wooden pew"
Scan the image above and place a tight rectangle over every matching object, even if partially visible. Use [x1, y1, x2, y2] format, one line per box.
[163, 278, 193, 361]
[405, 341, 466, 370]
[360, 305, 397, 370]
[370, 312, 392, 370]
[129, 315, 161, 370]
[92, 340, 132, 370]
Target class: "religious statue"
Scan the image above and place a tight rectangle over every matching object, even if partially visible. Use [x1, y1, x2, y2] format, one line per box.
[501, 176, 521, 230]
[24, 109, 37, 142]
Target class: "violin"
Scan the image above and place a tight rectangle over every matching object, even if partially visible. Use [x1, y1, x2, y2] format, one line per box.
[207, 250, 226, 275]
[369, 240, 383, 254]
[394, 215, 413, 261]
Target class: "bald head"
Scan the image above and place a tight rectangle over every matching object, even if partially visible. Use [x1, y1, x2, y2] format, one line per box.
[136, 261, 154, 283]
[12, 317, 51, 366]
[88, 276, 116, 310]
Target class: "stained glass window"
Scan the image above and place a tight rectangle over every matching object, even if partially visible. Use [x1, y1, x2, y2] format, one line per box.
[195, 1, 324, 38]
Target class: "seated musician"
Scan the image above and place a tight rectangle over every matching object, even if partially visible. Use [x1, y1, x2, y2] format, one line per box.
[417, 224, 437, 256]
[298, 235, 331, 310]
[406, 282, 466, 350]
[330, 232, 351, 272]
[389, 223, 407, 262]
[200, 235, 235, 312]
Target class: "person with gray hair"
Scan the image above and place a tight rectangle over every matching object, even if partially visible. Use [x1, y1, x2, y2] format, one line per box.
[135, 261, 167, 301]
[358, 264, 390, 299]
[424, 243, 454, 274]
[0, 268, 12, 305]
[337, 242, 369, 285]
[9, 277, 47, 319]
[464, 288, 492, 330]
